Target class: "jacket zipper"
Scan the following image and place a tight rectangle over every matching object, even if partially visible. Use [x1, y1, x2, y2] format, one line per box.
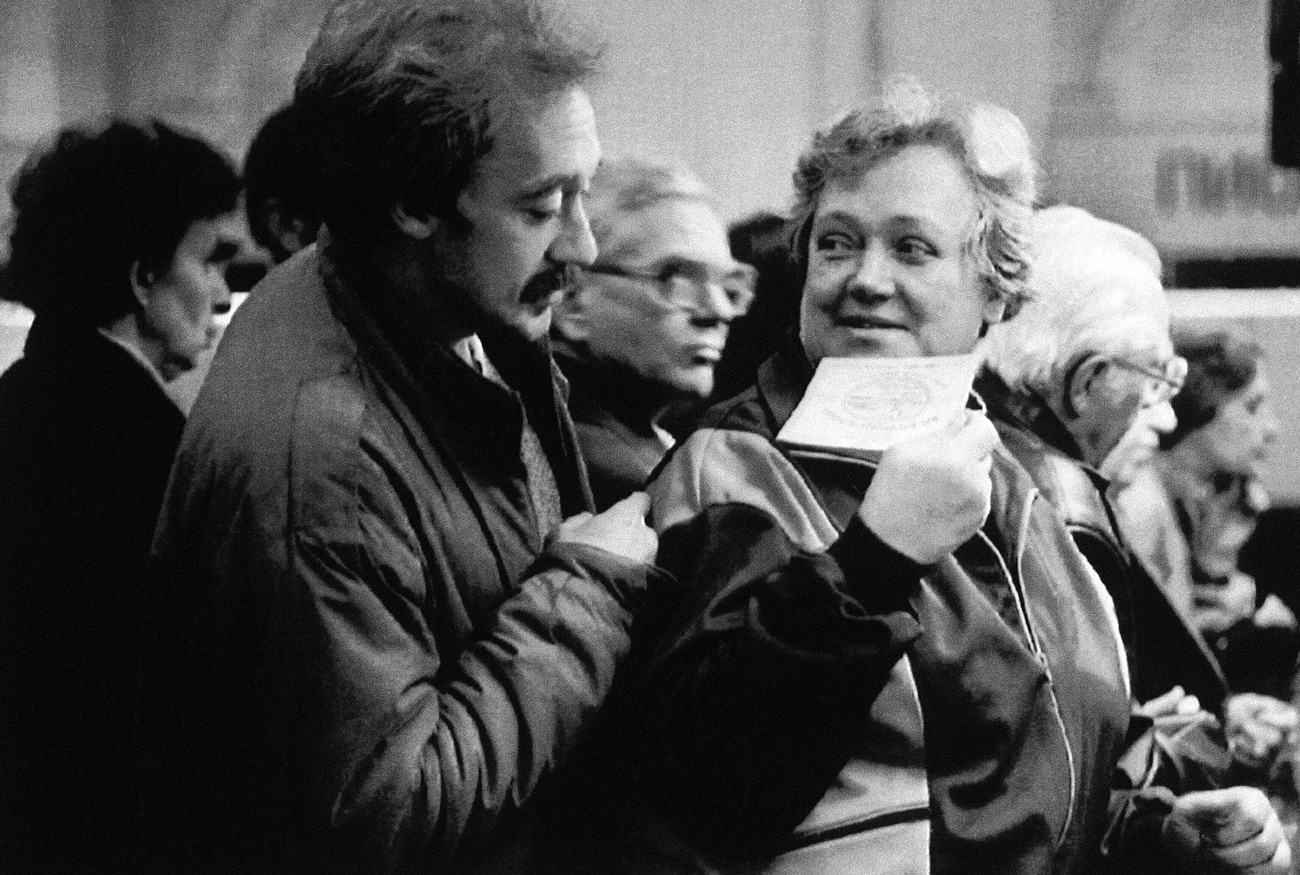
[975, 487, 1077, 848]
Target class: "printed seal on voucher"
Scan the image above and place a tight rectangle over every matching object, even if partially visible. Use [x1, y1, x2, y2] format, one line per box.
[828, 372, 936, 431]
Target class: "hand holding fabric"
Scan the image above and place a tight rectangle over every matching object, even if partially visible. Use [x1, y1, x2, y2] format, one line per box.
[1224, 693, 1299, 772]
[1137, 685, 1202, 720]
[550, 492, 657, 564]
[1161, 787, 1290, 873]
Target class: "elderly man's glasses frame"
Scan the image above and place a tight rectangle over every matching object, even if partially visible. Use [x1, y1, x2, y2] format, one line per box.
[1106, 355, 1188, 404]
[582, 262, 757, 317]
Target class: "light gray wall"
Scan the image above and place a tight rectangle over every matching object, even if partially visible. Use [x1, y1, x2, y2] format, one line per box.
[4, 0, 1300, 499]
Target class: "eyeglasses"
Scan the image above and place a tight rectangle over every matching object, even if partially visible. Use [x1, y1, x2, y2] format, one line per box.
[1107, 355, 1188, 404]
[582, 262, 757, 317]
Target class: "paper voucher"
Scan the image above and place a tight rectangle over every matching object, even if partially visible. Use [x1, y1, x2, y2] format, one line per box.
[775, 354, 979, 460]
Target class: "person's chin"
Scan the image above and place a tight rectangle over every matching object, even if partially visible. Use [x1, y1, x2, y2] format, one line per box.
[1111, 454, 1149, 488]
[664, 364, 714, 399]
[827, 329, 920, 359]
[501, 305, 553, 342]
[160, 357, 195, 383]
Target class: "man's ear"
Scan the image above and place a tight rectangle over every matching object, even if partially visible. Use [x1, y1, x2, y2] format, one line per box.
[1065, 354, 1107, 420]
[129, 259, 156, 308]
[391, 202, 438, 240]
[551, 284, 591, 343]
[266, 203, 310, 255]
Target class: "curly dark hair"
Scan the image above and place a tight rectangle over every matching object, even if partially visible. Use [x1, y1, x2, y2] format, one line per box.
[1163, 329, 1264, 449]
[294, 0, 603, 248]
[1, 117, 240, 326]
[243, 103, 321, 262]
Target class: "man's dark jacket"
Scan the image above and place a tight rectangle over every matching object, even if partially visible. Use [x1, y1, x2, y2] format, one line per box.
[0, 318, 184, 873]
[552, 343, 676, 510]
[137, 243, 659, 874]
[977, 370, 1228, 714]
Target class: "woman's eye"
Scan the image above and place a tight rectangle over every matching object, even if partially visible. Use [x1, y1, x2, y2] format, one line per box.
[814, 232, 856, 255]
[895, 237, 937, 259]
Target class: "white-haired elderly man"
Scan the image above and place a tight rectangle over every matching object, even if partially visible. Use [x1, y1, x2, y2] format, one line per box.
[550, 155, 754, 509]
[978, 204, 1288, 874]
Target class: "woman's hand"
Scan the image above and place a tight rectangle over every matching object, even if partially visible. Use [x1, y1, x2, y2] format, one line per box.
[1224, 693, 1299, 772]
[858, 413, 999, 565]
[1161, 787, 1291, 873]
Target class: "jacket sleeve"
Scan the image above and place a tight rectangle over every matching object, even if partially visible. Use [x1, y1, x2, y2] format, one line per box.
[287, 438, 663, 872]
[1103, 785, 1178, 873]
[629, 428, 927, 847]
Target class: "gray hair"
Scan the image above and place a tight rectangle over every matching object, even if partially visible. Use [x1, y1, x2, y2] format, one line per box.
[981, 204, 1169, 396]
[585, 155, 713, 263]
[790, 81, 1038, 315]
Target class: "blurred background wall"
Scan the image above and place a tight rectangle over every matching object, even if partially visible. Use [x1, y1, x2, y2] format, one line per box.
[2, 0, 1299, 499]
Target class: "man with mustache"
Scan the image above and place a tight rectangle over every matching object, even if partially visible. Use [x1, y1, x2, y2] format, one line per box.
[550, 156, 755, 509]
[136, 2, 663, 873]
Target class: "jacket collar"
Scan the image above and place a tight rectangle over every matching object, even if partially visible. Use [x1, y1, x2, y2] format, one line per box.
[551, 338, 680, 438]
[24, 316, 175, 400]
[317, 237, 593, 516]
[977, 368, 1122, 545]
[974, 369, 1091, 466]
[754, 331, 816, 434]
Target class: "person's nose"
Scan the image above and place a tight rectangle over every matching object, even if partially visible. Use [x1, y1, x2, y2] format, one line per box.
[548, 196, 598, 268]
[211, 278, 233, 315]
[689, 282, 741, 327]
[1262, 402, 1280, 445]
[1147, 399, 1177, 435]
[847, 240, 892, 298]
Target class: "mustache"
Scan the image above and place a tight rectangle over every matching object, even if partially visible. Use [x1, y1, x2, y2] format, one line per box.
[520, 263, 576, 303]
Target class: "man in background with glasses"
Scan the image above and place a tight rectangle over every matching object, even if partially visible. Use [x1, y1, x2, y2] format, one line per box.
[980, 205, 1289, 868]
[550, 156, 754, 508]
[979, 204, 1227, 713]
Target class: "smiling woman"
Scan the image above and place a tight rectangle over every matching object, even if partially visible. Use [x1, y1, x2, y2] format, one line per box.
[798, 144, 996, 361]
[539, 85, 1156, 875]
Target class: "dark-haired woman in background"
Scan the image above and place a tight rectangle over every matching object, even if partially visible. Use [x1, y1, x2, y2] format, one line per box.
[0, 117, 240, 873]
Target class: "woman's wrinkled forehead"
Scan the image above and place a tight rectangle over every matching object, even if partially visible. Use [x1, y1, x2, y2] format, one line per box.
[812, 145, 980, 242]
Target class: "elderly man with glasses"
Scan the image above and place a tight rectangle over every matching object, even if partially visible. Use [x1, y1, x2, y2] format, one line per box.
[551, 155, 754, 509]
[978, 206, 1292, 871]
[978, 204, 1228, 712]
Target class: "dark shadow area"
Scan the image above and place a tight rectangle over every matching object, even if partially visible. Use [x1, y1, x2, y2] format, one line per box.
[1171, 257, 1300, 288]
[1239, 506, 1300, 617]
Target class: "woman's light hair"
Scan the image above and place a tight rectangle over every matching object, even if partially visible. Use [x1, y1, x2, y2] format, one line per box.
[790, 80, 1037, 314]
[981, 204, 1169, 396]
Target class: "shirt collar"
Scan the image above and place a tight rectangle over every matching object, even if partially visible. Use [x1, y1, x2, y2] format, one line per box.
[95, 327, 180, 407]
